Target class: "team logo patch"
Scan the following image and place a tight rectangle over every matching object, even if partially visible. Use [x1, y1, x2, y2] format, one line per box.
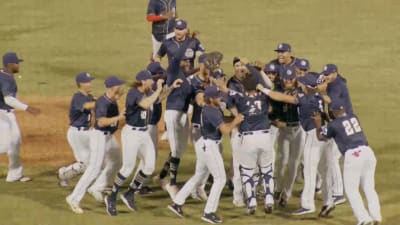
[270, 64, 275, 70]
[324, 65, 328, 71]
[279, 44, 283, 49]
[286, 69, 292, 75]
[301, 60, 307, 66]
[185, 48, 194, 58]
[177, 21, 182, 26]
[86, 73, 91, 77]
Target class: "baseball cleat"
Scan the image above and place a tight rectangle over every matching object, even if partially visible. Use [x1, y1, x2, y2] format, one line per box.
[137, 186, 154, 195]
[59, 180, 69, 188]
[264, 203, 273, 214]
[6, 176, 32, 182]
[278, 198, 288, 208]
[247, 206, 256, 215]
[201, 212, 222, 224]
[167, 203, 184, 218]
[318, 204, 335, 217]
[66, 197, 83, 214]
[104, 195, 117, 216]
[121, 193, 137, 211]
[333, 195, 346, 205]
[232, 199, 245, 207]
[88, 189, 104, 203]
[165, 183, 179, 199]
[292, 207, 315, 216]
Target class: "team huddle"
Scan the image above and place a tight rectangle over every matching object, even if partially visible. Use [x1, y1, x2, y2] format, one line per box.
[0, 1, 382, 225]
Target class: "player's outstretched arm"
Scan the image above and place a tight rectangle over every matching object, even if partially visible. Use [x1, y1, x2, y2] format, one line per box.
[158, 78, 183, 102]
[312, 112, 328, 141]
[256, 84, 297, 104]
[219, 114, 244, 135]
[4, 95, 41, 115]
[139, 79, 165, 109]
[97, 112, 125, 128]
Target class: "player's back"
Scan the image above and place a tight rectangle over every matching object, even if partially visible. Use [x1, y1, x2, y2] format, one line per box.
[0, 70, 17, 110]
[328, 114, 368, 155]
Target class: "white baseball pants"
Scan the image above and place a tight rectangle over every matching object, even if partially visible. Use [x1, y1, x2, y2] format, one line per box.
[343, 146, 381, 223]
[164, 110, 189, 158]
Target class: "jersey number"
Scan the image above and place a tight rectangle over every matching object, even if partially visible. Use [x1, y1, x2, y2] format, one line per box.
[342, 118, 361, 136]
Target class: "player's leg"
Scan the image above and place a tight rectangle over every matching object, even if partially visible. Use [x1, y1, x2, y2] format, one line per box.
[343, 148, 373, 223]
[151, 35, 162, 60]
[329, 140, 345, 204]
[0, 112, 12, 154]
[282, 126, 305, 204]
[257, 132, 274, 213]
[58, 128, 90, 186]
[317, 142, 335, 217]
[275, 127, 289, 199]
[360, 146, 381, 223]
[5, 112, 26, 182]
[203, 140, 226, 222]
[67, 130, 107, 213]
[231, 129, 244, 206]
[190, 125, 209, 201]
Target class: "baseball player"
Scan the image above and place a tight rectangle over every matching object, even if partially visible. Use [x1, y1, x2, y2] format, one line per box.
[168, 86, 244, 224]
[57, 72, 95, 188]
[66, 76, 124, 214]
[147, 0, 176, 59]
[314, 100, 381, 225]
[294, 58, 310, 77]
[155, 19, 205, 69]
[319, 64, 350, 205]
[274, 67, 305, 208]
[257, 73, 336, 217]
[269, 43, 298, 77]
[0, 52, 40, 182]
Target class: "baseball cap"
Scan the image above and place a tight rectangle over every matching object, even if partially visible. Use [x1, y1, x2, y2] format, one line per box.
[281, 66, 296, 80]
[329, 99, 345, 111]
[136, 70, 153, 81]
[105, 76, 125, 88]
[274, 43, 291, 52]
[204, 86, 221, 98]
[297, 73, 318, 87]
[76, 72, 95, 83]
[295, 58, 310, 70]
[212, 68, 225, 79]
[321, 64, 338, 75]
[264, 63, 278, 74]
[175, 19, 187, 30]
[147, 62, 165, 75]
[233, 56, 241, 66]
[3, 52, 23, 66]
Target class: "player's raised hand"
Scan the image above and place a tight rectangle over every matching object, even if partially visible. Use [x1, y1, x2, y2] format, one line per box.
[27, 106, 41, 116]
[256, 84, 265, 91]
[232, 113, 244, 125]
[172, 79, 183, 88]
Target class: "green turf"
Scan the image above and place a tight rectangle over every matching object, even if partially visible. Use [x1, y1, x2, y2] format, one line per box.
[1, 0, 400, 224]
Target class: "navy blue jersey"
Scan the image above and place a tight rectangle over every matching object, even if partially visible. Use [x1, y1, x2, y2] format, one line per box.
[147, 0, 176, 41]
[149, 102, 162, 125]
[69, 92, 95, 128]
[94, 94, 119, 134]
[188, 74, 210, 124]
[228, 90, 270, 132]
[327, 75, 354, 115]
[158, 37, 205, 69]
[0, 70, 18, 110]
[324, 114, 368, 155]
[297, 93, 325, 131]
[200, 104, 224, 140]
[227, 76, 244, 93]
[277, 89, 300, 123]
[125, 88, 151, 127]
[269, 57, 298, 77]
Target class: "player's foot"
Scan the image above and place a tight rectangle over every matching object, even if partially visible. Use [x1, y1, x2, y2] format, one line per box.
[232, 199, 245, 207]
[333, 195, 346, 205]
[165, 183, 179, 199]
[66, 196, 83, 214]
[6, 176, 32, 182]
[88, 189, 104, 202]
[201, 212, 222, 224]
[318, 204, 335, 217]
[138, 186, 154, 195]
[357, 221, 374, 225]
[292, 207, 315, 216]
[167, 203, 184, 218]
[264, 203, 273, 214]
[57, 168, 69, 187]
[279, 198, 287, 208]
[160, 131, 168, 141]
[121, 193, 137, 211]
[104, 195, 117, 216]
[247, 206, 256, 215]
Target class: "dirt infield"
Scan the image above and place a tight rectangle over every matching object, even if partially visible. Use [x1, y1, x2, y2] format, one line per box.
[0, 96, 169, 167]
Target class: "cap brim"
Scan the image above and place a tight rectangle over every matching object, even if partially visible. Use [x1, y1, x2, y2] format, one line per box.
[175, 27, 186, 30]
[274, 49, 289, 52]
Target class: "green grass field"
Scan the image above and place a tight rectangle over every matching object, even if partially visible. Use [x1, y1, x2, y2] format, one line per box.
[1, 0, 400, 224]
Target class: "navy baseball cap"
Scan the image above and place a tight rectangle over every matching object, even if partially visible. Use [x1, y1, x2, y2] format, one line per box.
[321, 64, 338, 75]
[136, 70, 153, 81]
[295, 58, 310, 70]
[204, 86, 221, 98]
[3, 52, 23, 66]
[330, 99, 345, 111]
[264, 63, 278, 74]
[198, 53, 208, 64]
[105, 76, 125, 88]
[233, 56, 241, 66]
[76, 72, 95, 83]
[282, 67, 296, 80]
[297, 73, 318, 87]
[274, 43, 291, 52]
[147, 62, 165, 75]
[175, 19, 187, 30]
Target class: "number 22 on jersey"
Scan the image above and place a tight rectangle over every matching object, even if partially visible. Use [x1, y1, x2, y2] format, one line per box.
[342, 117, 361, 136]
